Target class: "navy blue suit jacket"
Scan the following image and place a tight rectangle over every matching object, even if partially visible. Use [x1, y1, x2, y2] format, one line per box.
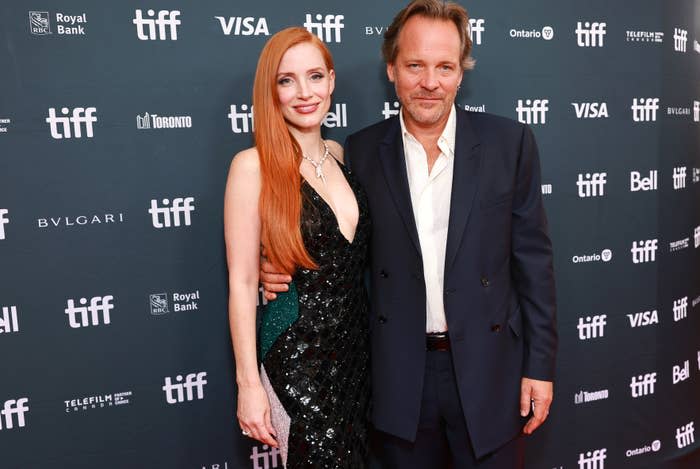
[345, 109, 557, 458]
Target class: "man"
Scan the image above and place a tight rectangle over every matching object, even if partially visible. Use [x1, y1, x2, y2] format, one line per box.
[262, 1, 557, 467]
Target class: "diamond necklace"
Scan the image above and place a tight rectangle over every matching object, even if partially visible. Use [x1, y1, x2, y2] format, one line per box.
[301, 140, 330, 184]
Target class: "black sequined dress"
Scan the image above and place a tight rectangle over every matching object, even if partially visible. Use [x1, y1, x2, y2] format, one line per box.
[259, 162, 371, 468]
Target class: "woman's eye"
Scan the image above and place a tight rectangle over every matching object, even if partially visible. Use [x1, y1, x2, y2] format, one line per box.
[278, 77, 292, 85]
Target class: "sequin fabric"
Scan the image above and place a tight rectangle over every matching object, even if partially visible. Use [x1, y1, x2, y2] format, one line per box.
[260, 162, 371, 468]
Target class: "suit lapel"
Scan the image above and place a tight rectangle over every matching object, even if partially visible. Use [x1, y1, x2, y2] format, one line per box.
[378, 118, 422, 257]
[444, 110, 481, 276]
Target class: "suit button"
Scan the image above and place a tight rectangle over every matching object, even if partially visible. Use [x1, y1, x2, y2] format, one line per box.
[378, 315, 387, 324]
[491, 324, 501, 332]
[481, 277, 490, 287]
[380, 270, 388, 278]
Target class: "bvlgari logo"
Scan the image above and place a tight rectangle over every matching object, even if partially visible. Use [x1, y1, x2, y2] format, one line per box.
[37, 212, 125, 229]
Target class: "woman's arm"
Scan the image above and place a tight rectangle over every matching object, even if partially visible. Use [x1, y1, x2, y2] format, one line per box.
[223, 148, 277, 447]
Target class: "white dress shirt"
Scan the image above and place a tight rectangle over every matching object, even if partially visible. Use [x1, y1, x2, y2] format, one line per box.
[399, 105, 456, 333]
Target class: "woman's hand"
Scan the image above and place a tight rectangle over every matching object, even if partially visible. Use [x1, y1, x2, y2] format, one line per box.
[237, 383, 278, 447]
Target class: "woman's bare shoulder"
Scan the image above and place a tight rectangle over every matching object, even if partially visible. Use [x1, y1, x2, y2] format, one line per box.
[325, 139, 344, 164]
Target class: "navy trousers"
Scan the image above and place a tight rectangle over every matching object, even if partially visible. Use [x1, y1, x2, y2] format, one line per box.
[373, 350, 524, 469]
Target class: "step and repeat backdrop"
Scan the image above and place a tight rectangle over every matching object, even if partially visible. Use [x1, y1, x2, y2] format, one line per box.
[1, 0, 699, 468]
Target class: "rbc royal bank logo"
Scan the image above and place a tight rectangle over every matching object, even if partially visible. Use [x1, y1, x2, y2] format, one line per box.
[0, 398, 29, 431]
[65, 295, 114, 329]
[162, 372, 207, 404]
[631, 98, 659, 122]
[133, 10, 180, 40]
[575, 21, 606, 47]
[0, 306, 19, 334]
[516, 99, 548, 124]
[148, 197, 195, 228]
[303, 14, 344, 43]
[29, 11, 51, 35]
[150, 294, 169, 315]
[215, 16, 269, 36]
[468, 18, 485, 45]
[46, 107, 97, 139]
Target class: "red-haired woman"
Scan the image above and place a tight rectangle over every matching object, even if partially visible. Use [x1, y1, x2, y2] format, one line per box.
[224, 27, 370, 468]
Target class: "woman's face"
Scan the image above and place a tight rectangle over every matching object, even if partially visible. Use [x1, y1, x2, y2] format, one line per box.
[276, 42, 334, 132]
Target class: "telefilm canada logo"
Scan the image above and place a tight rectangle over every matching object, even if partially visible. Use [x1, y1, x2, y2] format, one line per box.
[64, 391, 132, 413]
[0, 306, 19, 334]
[625, 30, 663, 43]
[149, 290, 201, 315]
[0, 117, 11, 134]
[136, 112, 192, 130]
[29, 11, 88, 36]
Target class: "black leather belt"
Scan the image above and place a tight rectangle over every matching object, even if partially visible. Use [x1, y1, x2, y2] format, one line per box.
[426, 332, 450, 351]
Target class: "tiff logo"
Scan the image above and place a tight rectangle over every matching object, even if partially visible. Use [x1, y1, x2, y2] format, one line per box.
[382, 101, 400, 120]
[673, 296, 688, 322]
[516, 99, 549, 124]
[0, 208, 8, 240]
[631, 239, 658, 264]
[576, 21, 606, 47]
[673, 28, 688, 52]
[250, 444, 282, 469]
[577, 314, 606, 340]
[228, 105, 254, 133]
[672, 360, 689, 384]
[694, 101, 699, 122]
[163, 372, 207, 404]
[133, 9, 180, 41]
[630, 170, 657, 191]
[694, 226, 700, 248]
[46, 107, 97, 139]
[468, 18, 485, 45]
[673, 167, 687, 190]
[578, 448, 607, 468]
[303, 14, 344, 43]
[630, 373, 657, 397]
[676, 422, 695, 448]
[631, 98, 659, 122]
[0, 306, 19, 334]
[65, 295, 114, 328]
[577, 172, 606, 197]
[149, 197, 195, 228]
[0, 398, 29, 430]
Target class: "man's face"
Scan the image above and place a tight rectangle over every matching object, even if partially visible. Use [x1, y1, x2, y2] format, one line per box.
[387, 15, 463, 132]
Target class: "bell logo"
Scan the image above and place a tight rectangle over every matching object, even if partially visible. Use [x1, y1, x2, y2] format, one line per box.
[516, 99, 549, 124]
[672, 360, 690, 384]
[148, 197, 195, 228]
[65, 295, 114, 328]
[577, 314, 606, 340]
[631, 239, 658, 264]
[46, 107, 97, 139]
[630, 171, 657, 191]
[133, 9, 180, 41]
[676, 422, 695, 448]
[162, 372, 207, 404]
[0, 398, 29, 430]
[0, 208, 8, 240]
[468, 18, 485, 45]
[630, 373, 656, 397]
[577, 448, 606, 468]
[0, 306, 19, 334]
[215, 16, 269, 36]
[631, 98, 659, 122]
[322, 103, 348, 128]
[303, 14, 344, 43]
[575, 21, 606, 47]
[674, 28, 688, 52]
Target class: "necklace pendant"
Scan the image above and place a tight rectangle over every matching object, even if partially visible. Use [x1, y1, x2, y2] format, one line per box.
[316, 165, 323, 179]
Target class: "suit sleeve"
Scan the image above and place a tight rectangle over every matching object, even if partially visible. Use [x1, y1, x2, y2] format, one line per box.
[510, 123, 557, 381]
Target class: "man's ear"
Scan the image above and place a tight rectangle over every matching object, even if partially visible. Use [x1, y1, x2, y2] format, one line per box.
[386, 63, 396, 83]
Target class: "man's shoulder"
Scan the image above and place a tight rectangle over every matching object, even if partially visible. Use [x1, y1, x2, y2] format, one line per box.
[459, 109, 525, 137]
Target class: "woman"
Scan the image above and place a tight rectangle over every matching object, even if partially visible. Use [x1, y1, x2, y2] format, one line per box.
[223, 27, 370, 468]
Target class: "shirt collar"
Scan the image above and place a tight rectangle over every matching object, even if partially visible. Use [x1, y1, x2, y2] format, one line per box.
[399, 104, 457, 158]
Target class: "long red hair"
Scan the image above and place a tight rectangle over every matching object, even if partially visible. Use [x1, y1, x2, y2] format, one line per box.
[254, 27, 334, 273]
